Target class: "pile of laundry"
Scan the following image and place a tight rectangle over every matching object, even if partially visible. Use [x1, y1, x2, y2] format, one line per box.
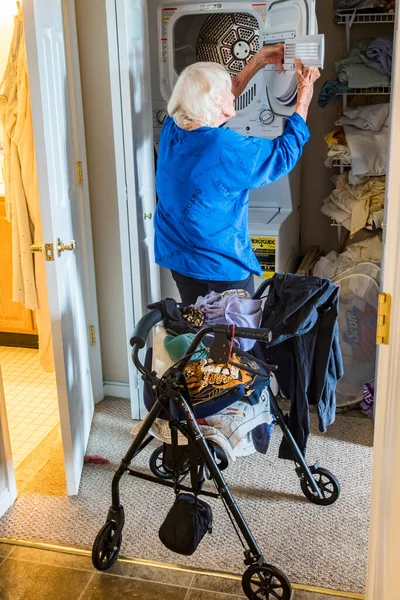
[312, 234, 382, 280]
[318, 37, 393, 107]
[321, 172, 385, 235]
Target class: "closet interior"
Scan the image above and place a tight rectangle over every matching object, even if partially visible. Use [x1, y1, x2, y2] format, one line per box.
[298, 0, 395, 418]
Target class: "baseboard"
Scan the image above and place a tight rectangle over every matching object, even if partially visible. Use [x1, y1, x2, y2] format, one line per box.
[103, 381, 130, 400]
[0, 332, 39, 349]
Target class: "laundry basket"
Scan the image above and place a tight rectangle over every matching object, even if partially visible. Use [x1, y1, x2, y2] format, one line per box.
[334, 263, 380, 408]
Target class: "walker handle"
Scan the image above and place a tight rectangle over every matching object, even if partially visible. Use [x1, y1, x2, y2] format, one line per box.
[130, 309, 163, 349]
[229, 326, 272, 343]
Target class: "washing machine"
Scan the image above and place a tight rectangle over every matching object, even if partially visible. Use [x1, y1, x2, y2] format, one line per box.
[148, 0, 321, 288]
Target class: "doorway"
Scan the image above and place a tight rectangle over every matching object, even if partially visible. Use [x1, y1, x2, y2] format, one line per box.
[0, 0, 65, 498]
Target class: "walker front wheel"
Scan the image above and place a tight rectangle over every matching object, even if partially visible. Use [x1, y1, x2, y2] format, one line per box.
[92, 521, 122, 570]
[300, 467, 340, 506]
[242, 563, 292, 599]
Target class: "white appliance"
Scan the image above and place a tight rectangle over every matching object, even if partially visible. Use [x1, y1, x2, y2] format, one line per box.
[148, 0, 321, 286]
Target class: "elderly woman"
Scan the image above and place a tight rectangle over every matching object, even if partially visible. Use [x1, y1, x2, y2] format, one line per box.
[154, 44, 320, 303]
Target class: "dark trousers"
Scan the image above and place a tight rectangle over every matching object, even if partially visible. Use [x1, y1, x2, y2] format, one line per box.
[171, 270, 255, 304]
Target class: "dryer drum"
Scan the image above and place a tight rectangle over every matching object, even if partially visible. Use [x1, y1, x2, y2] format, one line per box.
[196, 13, 260, 77]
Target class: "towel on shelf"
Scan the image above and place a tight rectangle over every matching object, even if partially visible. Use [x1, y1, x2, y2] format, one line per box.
[344, 124, 388, 182]
[335, 103, 390, 131]
[318, 80, 350, 107]
[364, 37, 393, 76]
[335, 42, 391, 88]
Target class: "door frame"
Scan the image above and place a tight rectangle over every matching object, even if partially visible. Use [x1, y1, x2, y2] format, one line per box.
[62, 0, 104, 404]
[365, 9, 400, 599]
[104, 0, 161, 419]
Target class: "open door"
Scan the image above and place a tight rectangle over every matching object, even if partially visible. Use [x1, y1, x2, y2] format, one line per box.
[22, 0, 101, 495]
[0, 367, 17, 518]
[106, 0, 161, 419]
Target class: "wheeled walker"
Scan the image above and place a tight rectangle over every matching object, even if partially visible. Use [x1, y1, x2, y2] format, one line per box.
[92, 308, 340, 599]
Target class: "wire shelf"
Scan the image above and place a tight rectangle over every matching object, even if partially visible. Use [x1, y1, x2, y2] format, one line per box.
[339, 86, 391, 95]
[331, 158, 351, 168]
[335, 10, 395, 25]
[330, 219, 343, 228]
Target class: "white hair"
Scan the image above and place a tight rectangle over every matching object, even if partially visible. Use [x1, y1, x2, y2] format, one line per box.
[168, 62, 232, 129]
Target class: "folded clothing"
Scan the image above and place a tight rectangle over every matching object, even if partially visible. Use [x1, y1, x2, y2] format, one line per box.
[335, 103, 390, 132]
[322, 173, 386, 236]
[344, 124, 388, 183]
[364, 37, 393, 76]
[335, 42, 391, 89]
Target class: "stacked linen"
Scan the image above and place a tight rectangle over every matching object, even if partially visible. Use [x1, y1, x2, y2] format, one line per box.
[321, 172, 385, 235]
[318, 36, 393, 107]
[324, 127, 351, 167]
[335, 41, 391, 89]
[335, 103, 389, 183]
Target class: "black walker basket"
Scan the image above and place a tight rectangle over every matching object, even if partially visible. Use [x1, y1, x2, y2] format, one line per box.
[91, 303, 340, 600]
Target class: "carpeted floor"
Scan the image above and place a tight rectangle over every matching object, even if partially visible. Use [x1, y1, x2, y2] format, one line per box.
[0, 397, 373, 594]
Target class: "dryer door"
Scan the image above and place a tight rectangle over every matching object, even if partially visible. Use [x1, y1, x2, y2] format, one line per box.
[263, 0, 318, 117]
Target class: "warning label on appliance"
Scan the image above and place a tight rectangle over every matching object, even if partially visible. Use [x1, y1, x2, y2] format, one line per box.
[251, 236, 276, 279]
[199, 3, 223, 10]
[160, 7, 177, 41]
[252, 3, 267, 22]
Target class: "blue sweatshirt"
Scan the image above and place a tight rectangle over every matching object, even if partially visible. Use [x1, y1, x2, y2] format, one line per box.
[154, 112, 310, 281]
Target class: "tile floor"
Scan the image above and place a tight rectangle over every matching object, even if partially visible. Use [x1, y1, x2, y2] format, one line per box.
[0, 543, 358, 600]
[0, 346, 59, 467]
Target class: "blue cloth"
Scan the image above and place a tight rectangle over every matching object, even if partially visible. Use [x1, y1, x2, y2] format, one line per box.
[254, 274, 344, 459]
[318, 80, 350, 108]
[155, 114, 310, 281]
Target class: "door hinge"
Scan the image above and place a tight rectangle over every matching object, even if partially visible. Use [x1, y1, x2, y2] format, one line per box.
[89, 325, 96, 346]
[76, 161, 83, 185]
[376, 292, 391, 345]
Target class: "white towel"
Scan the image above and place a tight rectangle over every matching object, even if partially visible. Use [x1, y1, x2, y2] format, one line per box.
[344, 125, 388, 183]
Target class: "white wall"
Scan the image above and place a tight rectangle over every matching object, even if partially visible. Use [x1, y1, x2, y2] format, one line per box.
[74, 0, 129, 385]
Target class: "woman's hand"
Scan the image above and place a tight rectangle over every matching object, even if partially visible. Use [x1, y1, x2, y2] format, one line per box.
[294, 59, 320, 122]
[294, 58, 320, 92]
[258, 43, 284, 72]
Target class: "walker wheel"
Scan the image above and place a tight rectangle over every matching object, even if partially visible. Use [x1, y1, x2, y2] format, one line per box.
[92, 521, 122, 570]
[149, 446, 174, 479]
[300, 467, 340, 506]
[242, 563, 292, 599]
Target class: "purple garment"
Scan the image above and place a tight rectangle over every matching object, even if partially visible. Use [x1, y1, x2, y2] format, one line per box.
[360, 380, 374, 417]
[364, 37, 393, 77]
[194, 291, 262, 351]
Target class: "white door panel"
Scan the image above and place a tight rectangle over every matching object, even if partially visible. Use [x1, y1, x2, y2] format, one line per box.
[23, 0, 95, 495]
